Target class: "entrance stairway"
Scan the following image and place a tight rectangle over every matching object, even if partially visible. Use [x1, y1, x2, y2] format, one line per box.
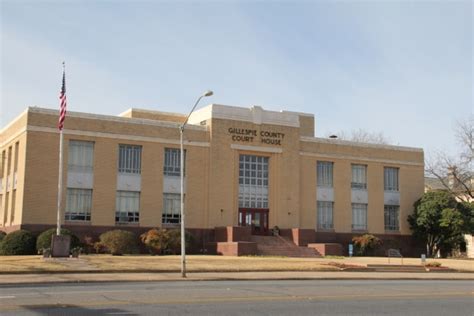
[251, 235, 322, 258]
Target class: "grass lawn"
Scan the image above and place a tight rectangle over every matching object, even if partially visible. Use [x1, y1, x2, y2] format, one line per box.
[0, 255, 340, 273]
[1, 255, 472, 273]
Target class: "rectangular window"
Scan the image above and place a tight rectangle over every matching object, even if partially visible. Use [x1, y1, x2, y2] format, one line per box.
[352, 203, 367, 230]
[238, 155, 269, 208]
[7, 146, 12, 175]
[384, 167, 399, 191]
[13, 142, 19, 172]
[65, 188, 92, 221]
[317, 201, 333, 230]
[164, 148, 185, 176]
[384, 205, 400, 231]
[351, 164, 367, 189]
[115, 191, 140, 223]
[317, 161, 333, 187]
[1, 150, 5, 177]
[118, 145, 142, 174]
[162, 193, 181, 224]
[68, 140, 94, 172]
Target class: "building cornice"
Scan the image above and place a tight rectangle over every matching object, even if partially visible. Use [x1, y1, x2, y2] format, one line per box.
[300, 136, 423, 153]
[300, 151, 424, 167]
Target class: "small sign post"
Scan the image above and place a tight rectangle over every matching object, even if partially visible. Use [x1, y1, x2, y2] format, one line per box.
[348, 244, 353, 257]
[421, 254, 426, 265]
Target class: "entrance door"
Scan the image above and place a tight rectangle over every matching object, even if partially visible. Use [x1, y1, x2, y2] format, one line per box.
[238, 208, 269, 235]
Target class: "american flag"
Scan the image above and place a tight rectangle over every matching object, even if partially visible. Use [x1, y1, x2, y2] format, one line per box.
[58, 63, 67, 131]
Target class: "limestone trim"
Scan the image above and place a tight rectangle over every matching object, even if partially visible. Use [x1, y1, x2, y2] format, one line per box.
[0, 109, 28, 134]
[26, 126, 211, 148]
[118, 108, 187, 118]
[230, 144, 283, 154]
[26, 107, 207, 131]
[300, 136, 423, 153]
[0, 128, 26, 148]
[188, 104, 310, 128]
[300, 151, 424, 167]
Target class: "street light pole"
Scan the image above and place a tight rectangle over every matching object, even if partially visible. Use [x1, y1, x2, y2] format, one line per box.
[180, 90, 213, 278]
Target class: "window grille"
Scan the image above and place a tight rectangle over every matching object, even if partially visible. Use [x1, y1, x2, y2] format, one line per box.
[384, 205, 400, 231]
[384, 167, 399, 191]
[164, 148, 185, 176]
[351, 164, 367, 189]
[68, 140, 94, 172]
[65, 188, 92, 221]
[162, 193, 181, 224]
[317, 201, 333, 229]
[118, 145, 142, 174]
[115, 191, 140, 223]
[238, 155, 269, 208]
[352, 203, 367, 230]
[317, 161, 333, 187]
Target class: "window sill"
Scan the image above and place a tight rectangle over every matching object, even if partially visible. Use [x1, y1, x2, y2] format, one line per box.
[162, 223, 181, 228]
[65, 220, 91, 226]
[317, 228, 335, 233]
[351, 229, 368, 233]
[115, 222, 139, 226]
[384, 230, 401, 234]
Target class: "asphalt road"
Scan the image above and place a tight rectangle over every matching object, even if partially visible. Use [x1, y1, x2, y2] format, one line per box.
[0, 280, 472, 315]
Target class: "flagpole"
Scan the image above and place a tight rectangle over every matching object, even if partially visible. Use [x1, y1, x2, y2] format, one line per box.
[56, 61, 66, 236]
[56, 130, 64, 236]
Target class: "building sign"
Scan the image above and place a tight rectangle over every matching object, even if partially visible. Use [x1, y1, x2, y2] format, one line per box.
[228, 128, 285, 146]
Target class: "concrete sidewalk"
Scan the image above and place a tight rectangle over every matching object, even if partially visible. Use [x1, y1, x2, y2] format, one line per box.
[0, 271, 473, 285]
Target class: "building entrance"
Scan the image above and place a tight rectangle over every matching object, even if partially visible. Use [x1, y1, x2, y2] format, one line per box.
[238, 208, 269, 235]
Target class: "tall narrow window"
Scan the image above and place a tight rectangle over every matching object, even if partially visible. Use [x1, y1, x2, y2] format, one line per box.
[351, 164, 367, 189]
[384, 205, 400, 231]
[68, 140, 94, 172]
[115, 191, 140, 223]
[238, 155, 269, 208]
[317, 161, 333, 187]
[384, 167, 399, 191]
[164, 148, 185, 176]
[352, 203, 367, 230]
[13, 142, 19, 172]
[317, 201, 333, 230]
[162, 193, 181, 224]
[65, 188, 92, 221]
[118, 145, 142, 174]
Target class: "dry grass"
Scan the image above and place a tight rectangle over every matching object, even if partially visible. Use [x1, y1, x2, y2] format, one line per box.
[84, 255, 339, 272]
[0, 256, 67, 272]
[0, 255, 339, 273]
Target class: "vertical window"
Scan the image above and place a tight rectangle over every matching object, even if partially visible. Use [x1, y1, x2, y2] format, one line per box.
[238, 155, 269, 208]
[317, 201, 333, 230]
[352, 203, 367, 230]
[164, 148, 185, 176]
[13, 142, 19, 172]
[115, 191, 140, 223]
[65, 188, 92, 221]
[317, 161, 333, 187]
[7, 146, 12, 175]
[68, 140, 94, 172]
[118, 145, 142, 174]
[384, 167, 399, 191]
[384, 205, 400, 231]
[1, 150, 5, 177]
[10, 190, 16, 223]
[351, 164, 367, 189]
[162, 193, 181, 224]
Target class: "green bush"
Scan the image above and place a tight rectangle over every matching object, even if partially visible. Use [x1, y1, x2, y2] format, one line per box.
[0, 230, 36, 255]
[0, 231, 6, 243]
[352, 234, 382, 256]
[36, 228, 81, 254]
[99, 230, 138, 255]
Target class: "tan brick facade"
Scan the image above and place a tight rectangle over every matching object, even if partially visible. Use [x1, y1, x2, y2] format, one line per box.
[0, 104, 424, 253]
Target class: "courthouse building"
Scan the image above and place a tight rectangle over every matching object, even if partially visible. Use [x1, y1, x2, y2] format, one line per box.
[0, 104, 425, 255]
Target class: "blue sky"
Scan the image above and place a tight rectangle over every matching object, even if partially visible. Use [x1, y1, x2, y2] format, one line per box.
[1, 0, 472, 156]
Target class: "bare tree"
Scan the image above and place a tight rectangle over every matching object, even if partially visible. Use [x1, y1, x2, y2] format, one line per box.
[329, 128, 391, 145]
[426, 115, 473, 202]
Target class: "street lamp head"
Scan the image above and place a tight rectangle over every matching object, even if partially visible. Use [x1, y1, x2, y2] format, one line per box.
[202, 90, 213, 97]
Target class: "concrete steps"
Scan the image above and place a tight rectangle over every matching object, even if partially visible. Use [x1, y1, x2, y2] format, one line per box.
[251, 235, 322, 258]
